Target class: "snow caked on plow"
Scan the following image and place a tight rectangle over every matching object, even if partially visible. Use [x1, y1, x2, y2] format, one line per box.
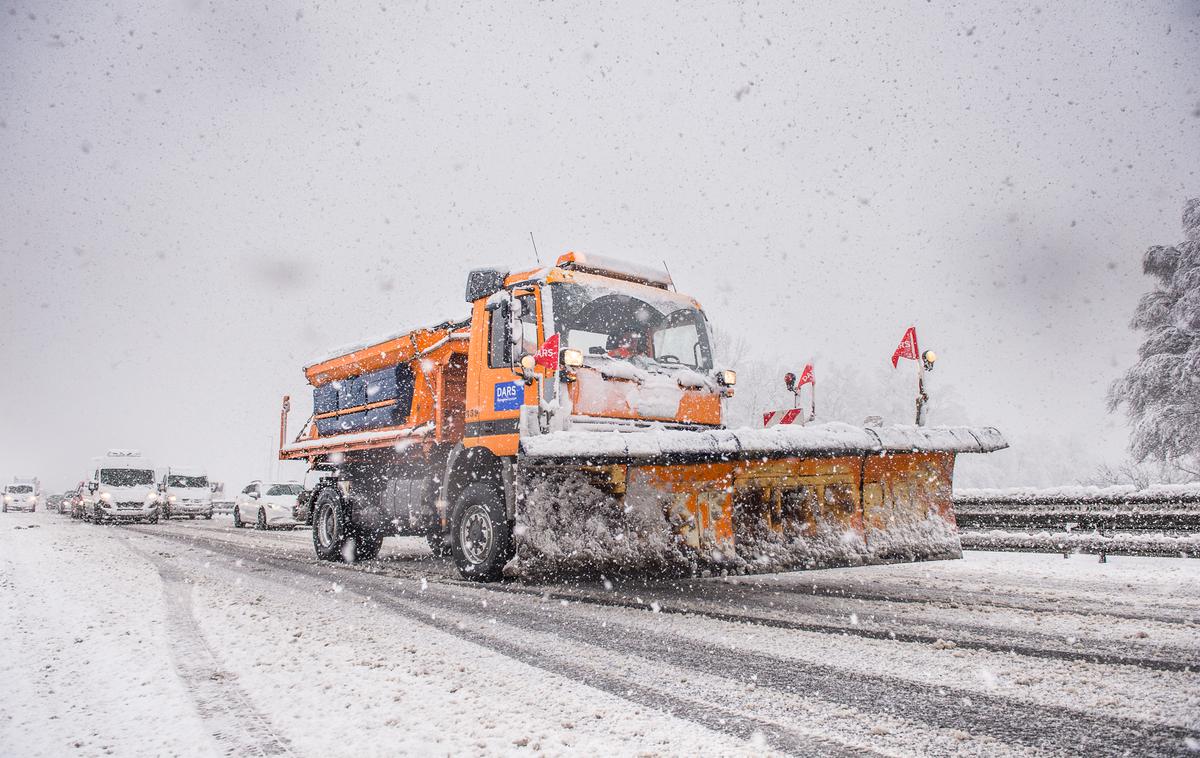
[508, 423, 1006, 580]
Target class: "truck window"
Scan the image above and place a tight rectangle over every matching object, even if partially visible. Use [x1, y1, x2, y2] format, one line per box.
[487, 305, 511, 368]
[488, 294, 537, 368]
[100, 469, 154, 487]
[168, 475, 208, 489]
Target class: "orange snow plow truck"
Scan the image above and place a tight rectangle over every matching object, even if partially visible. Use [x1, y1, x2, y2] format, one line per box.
[279, 253, 1006, 581]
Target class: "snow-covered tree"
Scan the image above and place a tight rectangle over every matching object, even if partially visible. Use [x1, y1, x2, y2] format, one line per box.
[1108, 198, 1200, 475]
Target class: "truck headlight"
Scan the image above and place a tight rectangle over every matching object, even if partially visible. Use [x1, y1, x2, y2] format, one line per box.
[716, 370, 737, 387]
[27, 496, 36, 504]
[561, 348, 584, 368]
[3, 495, 11, 503]
[168, 495, 176, 503]
[100, 492, 112, 502]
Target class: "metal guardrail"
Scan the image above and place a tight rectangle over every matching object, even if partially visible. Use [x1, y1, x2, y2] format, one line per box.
[953, 489, 1200, 558]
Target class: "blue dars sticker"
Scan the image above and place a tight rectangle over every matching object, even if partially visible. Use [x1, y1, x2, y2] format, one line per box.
[493, 381, 524, 411]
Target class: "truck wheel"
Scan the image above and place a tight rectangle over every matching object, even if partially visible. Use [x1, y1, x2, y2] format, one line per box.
[450, 483, 513, 581]
[255, 508, 267, 530]
[204, 513, 212, 520]
[233, 506, 244, 528]
[313, 488, 351, 561]
[312, 489, 382, 562]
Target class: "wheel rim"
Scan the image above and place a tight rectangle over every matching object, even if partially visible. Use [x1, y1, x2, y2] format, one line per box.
[317, 505, 337, 548]
[458, 505, 493, 565]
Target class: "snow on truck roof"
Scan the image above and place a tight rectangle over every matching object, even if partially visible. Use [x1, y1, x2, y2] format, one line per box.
[92, 455, 154, 469]
[304, 317, 470, 374]
[303, 253, 677, 372]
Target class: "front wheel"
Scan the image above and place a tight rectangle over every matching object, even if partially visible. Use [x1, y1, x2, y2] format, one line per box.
[255, 508, 266, 530]
[450, 483, 513, 581]
[233, 506, 244, 528]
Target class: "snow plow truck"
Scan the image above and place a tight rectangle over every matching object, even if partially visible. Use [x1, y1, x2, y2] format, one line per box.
[279, 253, 1006, 581]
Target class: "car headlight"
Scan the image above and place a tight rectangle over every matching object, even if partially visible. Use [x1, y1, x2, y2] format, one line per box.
[99, 492, 112, 502]
[167, 495, 176, 503]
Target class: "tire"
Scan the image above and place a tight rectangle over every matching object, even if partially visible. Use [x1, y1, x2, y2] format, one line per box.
[149, 514, 159, 524]
[311, 488, 382, 563]
[255, 508, 266, 531]
[204, 513, 212, 520]
[233, 506, 244, 529]
[449, 483, 513, 581]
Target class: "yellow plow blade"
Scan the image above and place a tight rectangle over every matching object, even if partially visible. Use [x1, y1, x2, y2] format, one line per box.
[512, 424, 1005, 579]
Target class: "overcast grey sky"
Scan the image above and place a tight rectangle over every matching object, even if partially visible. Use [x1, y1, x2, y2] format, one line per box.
[2, 1, 1198, 491]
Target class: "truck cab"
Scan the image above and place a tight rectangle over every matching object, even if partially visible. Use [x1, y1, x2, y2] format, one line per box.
[159, 467, 213, 520]
[84, 450, 160, 523]
[461, 252, 734, 458]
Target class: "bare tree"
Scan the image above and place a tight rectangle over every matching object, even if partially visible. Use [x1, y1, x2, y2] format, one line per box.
[1108, 198, 1200, 477]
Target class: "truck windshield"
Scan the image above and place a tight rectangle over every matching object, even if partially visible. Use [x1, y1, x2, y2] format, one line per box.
[551, 281, 713, 370]
[8, 485, 32, 494]
[168, 475, 208, 489]
[100, 469, 154, 487]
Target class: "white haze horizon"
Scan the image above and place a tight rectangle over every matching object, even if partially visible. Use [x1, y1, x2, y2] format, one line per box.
[2, 1, 1198, 492]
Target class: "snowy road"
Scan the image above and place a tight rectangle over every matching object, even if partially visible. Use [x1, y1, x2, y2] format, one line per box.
[2, 512, 1198, 757]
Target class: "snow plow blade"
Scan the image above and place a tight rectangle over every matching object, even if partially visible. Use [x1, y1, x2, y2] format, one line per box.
[510, 423, 1007, 580]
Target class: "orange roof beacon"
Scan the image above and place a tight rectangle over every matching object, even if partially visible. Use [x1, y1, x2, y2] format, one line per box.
[279, 252, 1006, 581]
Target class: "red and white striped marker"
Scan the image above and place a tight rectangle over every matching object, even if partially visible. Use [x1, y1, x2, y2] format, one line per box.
[761, 408, 807, 427]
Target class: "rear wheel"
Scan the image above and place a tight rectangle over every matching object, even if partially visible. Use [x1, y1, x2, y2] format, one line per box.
[233, 506, 244, 528]
[312, 488, 382, 562]
[450, 483, 513, 581]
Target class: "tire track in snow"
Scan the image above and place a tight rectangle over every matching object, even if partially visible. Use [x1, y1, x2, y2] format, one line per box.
[135, 528, 1200, 757]
[128, 531, 879, 757]
[127, 542, 293, 757]
[133, 524, 1200, 673]
[456, 580, 1200, 674]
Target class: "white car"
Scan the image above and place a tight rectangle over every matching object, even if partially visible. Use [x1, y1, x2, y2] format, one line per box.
[2, 483, 39, 512]
[233, 481, 303, 530]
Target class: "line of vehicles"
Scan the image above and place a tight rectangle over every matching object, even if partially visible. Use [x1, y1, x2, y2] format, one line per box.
[6, 450, 314, 532]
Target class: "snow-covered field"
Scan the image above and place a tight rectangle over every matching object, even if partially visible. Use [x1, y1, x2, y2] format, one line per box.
[2, 510, 1197, 757]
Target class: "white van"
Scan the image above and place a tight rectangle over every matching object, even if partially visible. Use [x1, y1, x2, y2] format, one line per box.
[2, 477, 41, 512]
[84, 450, 160, 523]
[159, 467, 214, 520]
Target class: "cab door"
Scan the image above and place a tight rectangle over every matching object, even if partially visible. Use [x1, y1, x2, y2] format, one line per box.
[464, 288, 542, 456]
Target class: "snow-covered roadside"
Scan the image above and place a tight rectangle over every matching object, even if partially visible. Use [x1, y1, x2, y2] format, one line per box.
[0, 512, 767, 757]
[0, 515, 218, 757]
[171, 540, 767, 756]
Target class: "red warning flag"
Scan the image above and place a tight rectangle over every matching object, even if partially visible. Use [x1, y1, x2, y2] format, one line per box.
[535, 333, 560, 370]
[797, 363, 815, 387]
[891, 327, 920, 368]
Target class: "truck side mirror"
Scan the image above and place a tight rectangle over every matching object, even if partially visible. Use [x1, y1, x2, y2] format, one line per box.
[88, 482, 98, 493]
[465, 268, 507, 303]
